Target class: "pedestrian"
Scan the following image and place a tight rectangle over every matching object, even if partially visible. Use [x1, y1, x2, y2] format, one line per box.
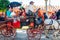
[50, 13, 57, 20]
[43, 13, 48, 20]
[56, 9, 60, 20]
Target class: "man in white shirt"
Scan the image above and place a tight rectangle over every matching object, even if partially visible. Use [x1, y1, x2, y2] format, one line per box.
[26, 1, 36, 13]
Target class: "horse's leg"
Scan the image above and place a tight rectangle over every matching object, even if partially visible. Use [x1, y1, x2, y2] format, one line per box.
[53, 30, 59, 37]
[44, 30, 49, 38]
[53, 25, 59, 37]
[52, 24, 58, 37]
[44, 25, 50, 38]
[58, 24, 60, 33]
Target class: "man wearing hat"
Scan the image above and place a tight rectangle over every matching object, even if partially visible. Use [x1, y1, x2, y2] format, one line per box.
[26, 1, 36, 13]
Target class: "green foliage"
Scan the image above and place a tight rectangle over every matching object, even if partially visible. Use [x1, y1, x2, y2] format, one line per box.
[0, 0, 10, 11]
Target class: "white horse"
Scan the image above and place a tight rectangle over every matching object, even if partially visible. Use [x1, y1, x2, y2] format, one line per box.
[44, 19, 59, 37]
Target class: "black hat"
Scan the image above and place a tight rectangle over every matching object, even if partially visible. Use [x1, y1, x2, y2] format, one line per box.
[8, 2, 21, 8]
[30, 1, 34, 4]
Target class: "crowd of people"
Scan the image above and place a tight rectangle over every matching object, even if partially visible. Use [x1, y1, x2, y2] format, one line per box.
[0, 1, 60, 29]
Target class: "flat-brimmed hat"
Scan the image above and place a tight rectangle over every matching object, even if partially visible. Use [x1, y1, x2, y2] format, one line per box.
[7, 2, 21, 8]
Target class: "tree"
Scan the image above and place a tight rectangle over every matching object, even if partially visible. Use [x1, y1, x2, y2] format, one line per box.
[0, 0, 10, 12]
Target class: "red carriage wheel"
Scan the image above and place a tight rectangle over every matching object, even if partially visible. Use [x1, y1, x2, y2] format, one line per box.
[2, 24, 16, 37]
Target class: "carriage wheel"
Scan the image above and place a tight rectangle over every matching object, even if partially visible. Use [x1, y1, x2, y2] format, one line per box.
[2, 24, 16, 37]
[0, 24, 6, 34]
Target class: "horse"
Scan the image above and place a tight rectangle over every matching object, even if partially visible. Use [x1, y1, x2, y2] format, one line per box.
[44, 19, 59, 38]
